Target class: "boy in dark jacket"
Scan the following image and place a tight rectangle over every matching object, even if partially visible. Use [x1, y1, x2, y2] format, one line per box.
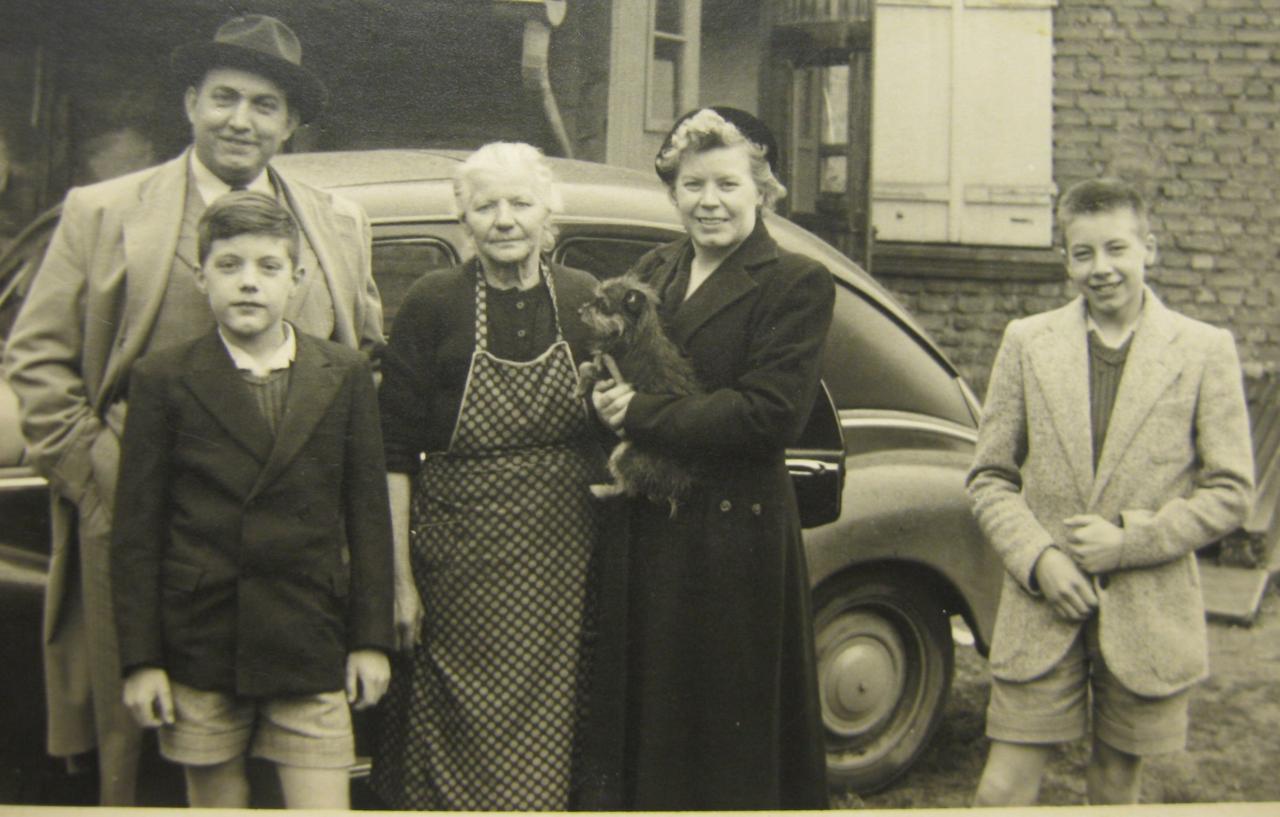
[111, 191, 394, 808]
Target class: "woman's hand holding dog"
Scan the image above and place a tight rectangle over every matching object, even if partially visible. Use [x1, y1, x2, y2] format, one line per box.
[592, 377, 635, 434]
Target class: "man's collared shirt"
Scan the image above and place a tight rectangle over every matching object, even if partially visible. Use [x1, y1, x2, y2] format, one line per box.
[219, 322, 297, 377]
[190, 152, 274, 205]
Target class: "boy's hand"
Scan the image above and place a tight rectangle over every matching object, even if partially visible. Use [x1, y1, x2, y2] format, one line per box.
[1062, 514, 1124, 574]
[122, 667, 174, 728]
[346, 650, 391, 710]
[1033, 546, 1098, 621]
[394, 579, 425, 651]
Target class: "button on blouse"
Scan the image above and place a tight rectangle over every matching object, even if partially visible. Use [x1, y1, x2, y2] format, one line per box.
[379, 262, 599, 473]
[488, 285, 547, 359]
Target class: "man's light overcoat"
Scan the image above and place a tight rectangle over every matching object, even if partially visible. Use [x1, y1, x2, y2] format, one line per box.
[2, 149, 383, 755]
[967, 290, 1253, 697]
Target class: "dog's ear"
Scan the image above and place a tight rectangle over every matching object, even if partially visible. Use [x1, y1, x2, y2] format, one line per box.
[623, 289, 646, 317]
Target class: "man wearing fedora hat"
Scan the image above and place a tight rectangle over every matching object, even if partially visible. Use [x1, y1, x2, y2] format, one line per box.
[4, 14, 383, 805]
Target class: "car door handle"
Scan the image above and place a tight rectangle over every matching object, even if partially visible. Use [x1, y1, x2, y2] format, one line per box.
[787, 458, 841, 477]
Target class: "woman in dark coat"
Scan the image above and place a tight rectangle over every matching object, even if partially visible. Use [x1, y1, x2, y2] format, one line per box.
[370, 142, 602, 810]
[585, 107, 834, 809]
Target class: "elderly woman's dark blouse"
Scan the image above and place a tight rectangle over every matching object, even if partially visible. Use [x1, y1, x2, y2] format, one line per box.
[379, 258, 599, 471]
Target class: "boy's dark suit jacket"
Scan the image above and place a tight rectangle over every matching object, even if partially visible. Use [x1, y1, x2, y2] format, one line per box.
[111, 329, 395, 698]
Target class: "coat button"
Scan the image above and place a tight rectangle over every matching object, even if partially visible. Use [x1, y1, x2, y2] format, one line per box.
[719, 500, 732, 512]
[751, 503, 762, 516]
[517, 328, 528, 338]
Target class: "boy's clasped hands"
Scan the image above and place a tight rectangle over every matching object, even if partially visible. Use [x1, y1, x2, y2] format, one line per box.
[1034, 513, 1124, 622]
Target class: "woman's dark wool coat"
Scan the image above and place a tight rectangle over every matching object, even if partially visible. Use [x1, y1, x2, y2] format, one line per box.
[577, 220, 834, 810]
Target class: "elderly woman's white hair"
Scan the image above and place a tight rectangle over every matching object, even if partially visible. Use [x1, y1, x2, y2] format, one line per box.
[453, 142, 563, 253]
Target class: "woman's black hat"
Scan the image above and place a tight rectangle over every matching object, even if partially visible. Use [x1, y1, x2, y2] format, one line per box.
[655, 106, 781, 185]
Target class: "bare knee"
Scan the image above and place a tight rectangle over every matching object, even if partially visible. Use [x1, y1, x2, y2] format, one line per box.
[973, 741, 1052, 807]
[277, 763, 350, 810]
[184, 756, 249, 808]
[1087, 740, 1143, 804]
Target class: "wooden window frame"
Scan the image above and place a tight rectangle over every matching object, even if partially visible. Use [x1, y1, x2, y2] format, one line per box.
[644, 0, 693, 133]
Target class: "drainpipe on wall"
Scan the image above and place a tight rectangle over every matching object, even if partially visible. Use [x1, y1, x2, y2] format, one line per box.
[521, 18, 573, 159]
[495, 0, 573, 158]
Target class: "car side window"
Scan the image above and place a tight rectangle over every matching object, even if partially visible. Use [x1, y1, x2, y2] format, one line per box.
[0, 222, 56, 345]
[372, 239, 457, 331]
[554, 237, 660, 281]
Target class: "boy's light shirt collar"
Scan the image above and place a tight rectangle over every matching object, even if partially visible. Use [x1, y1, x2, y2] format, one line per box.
[1085, 291, 1145, 349]
[219, 322, 296, 377]
[190, 152, 274, 205]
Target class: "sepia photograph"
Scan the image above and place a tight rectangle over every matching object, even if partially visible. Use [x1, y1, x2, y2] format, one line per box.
[0, 0, 1276, 812]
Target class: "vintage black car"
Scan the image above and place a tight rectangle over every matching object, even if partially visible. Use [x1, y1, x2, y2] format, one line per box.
[0, 150, 1003, 800]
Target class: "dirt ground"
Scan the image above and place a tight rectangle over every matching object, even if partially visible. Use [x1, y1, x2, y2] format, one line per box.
[832, 581, 1280, 809]
[6, 580, 1276, 810]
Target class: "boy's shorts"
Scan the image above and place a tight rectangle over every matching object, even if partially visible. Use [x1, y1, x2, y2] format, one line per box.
[985, 617, 1190, 756]
[159, 682, 355, 769]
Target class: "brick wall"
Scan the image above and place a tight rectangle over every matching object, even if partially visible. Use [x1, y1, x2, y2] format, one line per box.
[881, 277, 1072, 397]
[878, 1, 1280, 398]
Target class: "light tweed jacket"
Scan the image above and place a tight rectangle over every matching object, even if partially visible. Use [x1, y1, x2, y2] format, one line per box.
[967, 289, 1254, 697]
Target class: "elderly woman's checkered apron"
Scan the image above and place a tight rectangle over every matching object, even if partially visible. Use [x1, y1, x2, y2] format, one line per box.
[372, 263, 598, 810]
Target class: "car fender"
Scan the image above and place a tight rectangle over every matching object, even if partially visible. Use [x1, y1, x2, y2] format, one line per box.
[803, 443, 1002, 653]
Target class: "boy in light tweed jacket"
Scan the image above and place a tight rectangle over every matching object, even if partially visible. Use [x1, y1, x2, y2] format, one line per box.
[967, 178, 1254, 806]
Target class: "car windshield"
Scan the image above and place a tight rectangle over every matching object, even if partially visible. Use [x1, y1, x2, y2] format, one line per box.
[0, 210, 59, 344]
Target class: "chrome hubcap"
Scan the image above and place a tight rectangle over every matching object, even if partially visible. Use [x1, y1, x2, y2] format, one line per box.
[818, 611, 906, 738]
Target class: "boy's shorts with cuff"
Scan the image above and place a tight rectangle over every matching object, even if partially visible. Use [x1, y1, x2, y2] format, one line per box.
[159, 681, 355, 769]
[986, 617, 1190, 756]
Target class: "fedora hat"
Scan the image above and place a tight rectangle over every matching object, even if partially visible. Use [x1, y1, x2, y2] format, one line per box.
[171, 14, 328, 123]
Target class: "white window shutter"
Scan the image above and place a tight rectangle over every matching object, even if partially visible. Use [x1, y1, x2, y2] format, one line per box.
[872, 0, 1055, 247]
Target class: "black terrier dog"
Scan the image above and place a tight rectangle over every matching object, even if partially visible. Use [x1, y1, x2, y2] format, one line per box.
[578, 274, 702, 515]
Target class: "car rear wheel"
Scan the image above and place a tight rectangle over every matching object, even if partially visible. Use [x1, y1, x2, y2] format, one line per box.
[814, 570, 954, 794]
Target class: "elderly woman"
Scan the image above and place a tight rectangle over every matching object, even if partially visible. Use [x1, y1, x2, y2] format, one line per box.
[584, 108, 834, 809]
[369, 142, 602, 810]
